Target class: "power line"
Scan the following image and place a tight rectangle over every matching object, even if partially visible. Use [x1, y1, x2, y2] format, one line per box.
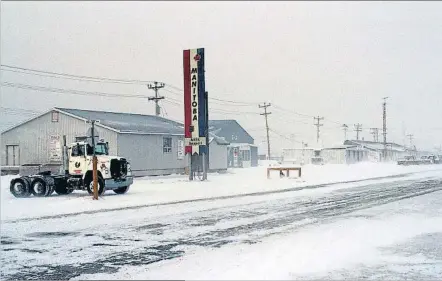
[1, 107, 42, 115]
[2, 64, 262, 110]
[162, 98, 260, 116]
[259, 102, 272, 159]
[1, 82, 149, 99]
[3, 82, 260, 117]
[273, 104, 343, 126]
[1, 64, 155, 85]
[273, 104, 314, 119]
[1, 65, 359, 131]
[163, 85, 258, 106]
[163, 88, 257, 108]
[269, 128, 302, 144]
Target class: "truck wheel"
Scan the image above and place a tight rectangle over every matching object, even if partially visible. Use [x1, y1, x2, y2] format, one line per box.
[30, 178, 49, 197]
[113, 185, 130, 194]
[10, 177, 31, 198]
[86, 178, 105, 196]
[46, 185, 55, 197]
[43, 176, 55, 197]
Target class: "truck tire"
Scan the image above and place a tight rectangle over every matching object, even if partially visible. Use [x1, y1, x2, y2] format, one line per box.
[30, 178, 49, 197]
[85, 177, 105, 196]
[46, 184, 55, 197]
[44, 176, 55, 197]
[113, 185, 130, 194]
[10, 177, 31, 198]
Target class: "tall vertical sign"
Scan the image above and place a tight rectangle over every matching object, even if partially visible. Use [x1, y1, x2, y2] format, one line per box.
[183, 48, 207, 155]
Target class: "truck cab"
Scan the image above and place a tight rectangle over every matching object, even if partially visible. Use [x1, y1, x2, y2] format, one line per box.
[68, 141, 109, 175]
[10, 136, 133, 198]
[67, 139, 133, 195]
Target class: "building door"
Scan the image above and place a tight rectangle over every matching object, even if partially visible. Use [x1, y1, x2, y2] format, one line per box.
[6, 145, 20, 166]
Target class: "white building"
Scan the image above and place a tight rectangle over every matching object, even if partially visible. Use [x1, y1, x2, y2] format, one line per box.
[282, 145, 369, 165]
[344, 140, 408, 162]
[1, 107, 228, 176]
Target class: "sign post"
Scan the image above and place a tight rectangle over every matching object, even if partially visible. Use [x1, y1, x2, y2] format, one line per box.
[87, 120, 99, 200]
[183, 48, 208, 181]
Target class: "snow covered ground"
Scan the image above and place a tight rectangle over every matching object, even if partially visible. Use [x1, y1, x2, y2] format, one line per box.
[1, 162, 442, 280]
[1, 162, 441, 221]
[80, 191, 442, 280]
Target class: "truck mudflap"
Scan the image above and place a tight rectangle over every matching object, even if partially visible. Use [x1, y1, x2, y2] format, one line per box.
[104, 176, 134, 190]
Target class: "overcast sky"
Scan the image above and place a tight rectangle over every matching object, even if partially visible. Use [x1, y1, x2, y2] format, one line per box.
[1, 1, 442, 153]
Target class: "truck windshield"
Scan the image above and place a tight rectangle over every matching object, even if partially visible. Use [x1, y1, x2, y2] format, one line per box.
[71, 145, 85, 157]
[86, 143, 109, 155]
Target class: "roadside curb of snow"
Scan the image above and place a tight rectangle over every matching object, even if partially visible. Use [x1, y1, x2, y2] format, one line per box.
[2, 171, 422, 224]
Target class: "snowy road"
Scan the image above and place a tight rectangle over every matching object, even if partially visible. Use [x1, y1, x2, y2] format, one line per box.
[1, 172, 442, 280]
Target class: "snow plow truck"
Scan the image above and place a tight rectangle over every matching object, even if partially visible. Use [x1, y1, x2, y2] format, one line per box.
[9, 136, 133, 198]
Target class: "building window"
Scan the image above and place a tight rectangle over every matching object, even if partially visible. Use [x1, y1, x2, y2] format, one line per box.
[240, 150, 250, 161]
[163, 137, 172, 153]
[52, 111, 59, 122]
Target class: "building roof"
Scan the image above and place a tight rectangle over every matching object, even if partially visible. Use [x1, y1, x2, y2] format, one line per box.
[344, 140, 407, 152]
[283, 147, 322, 151]
[323, 145, 359, 150]
[228, 143, 258, 148]
[208, 119, 254, 144]
[56, 108, 185, 135]
[0, 107, 185, 135]
[1, 107, 235, 141]
[209, 132, 230, 145]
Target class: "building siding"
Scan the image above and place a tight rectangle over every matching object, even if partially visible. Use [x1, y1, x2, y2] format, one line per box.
[282, 149, 315, 164]
[209, 142, 228, 171]
[250, 146, 258, 167]
[1, 111, 117, 166]
[321, 149, 346, 164]
[117, 133, 187, 176]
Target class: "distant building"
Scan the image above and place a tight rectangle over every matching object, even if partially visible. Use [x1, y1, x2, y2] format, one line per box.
[282, 145, 369, 165]
[209, 120, 258, 168]
[1, 107, 228, 176]
[344, 140, 408, 162]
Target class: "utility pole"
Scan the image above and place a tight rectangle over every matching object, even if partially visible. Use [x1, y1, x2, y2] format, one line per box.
[290, 134, 297, 148]
[342, 124, 349, 141]
[259, 103, 272, 160]
[147, 81, 165, 116]
[314, 116, 324, 144]
[354, 123, 362, 140]
[382, 97, 388, 160]
[370, 128, 379, 142]
[406, 134, 415, 157]
[406, 134, 414, 148]
[90, 120, 98, 200]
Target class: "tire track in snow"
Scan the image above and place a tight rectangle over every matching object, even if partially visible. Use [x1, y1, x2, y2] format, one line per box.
[2, 172, 414, 224]
[1, 177, 442, 280]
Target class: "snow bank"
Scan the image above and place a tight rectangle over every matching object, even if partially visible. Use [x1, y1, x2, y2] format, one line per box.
[1, 163, 441, 221]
